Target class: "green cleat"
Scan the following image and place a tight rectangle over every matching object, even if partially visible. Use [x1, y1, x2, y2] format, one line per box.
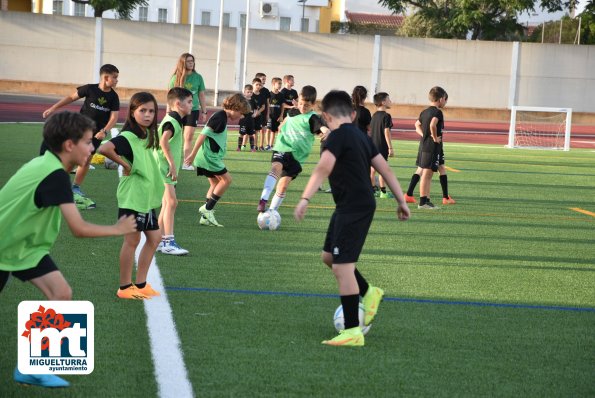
[199, 205, 223, 227]
[362, 286, 384, 326]
[322, 327, 364, 347]
[379, 191, 394, 199]
[73, 192, 96, 210]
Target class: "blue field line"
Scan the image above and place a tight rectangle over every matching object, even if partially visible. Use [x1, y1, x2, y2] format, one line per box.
[166, 286, 595, 313]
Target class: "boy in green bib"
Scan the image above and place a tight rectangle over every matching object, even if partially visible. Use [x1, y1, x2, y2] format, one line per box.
[155, 87, 193, 255]
[257, 85, 330, 213]
[0, 112, 136, 387]
[98, 92, 164, 300]
[185, 93, 250, 227]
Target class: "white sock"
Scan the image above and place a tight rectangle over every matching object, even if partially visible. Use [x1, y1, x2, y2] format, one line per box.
[270, 192, 286, 210]
[260, 173, 278, 201]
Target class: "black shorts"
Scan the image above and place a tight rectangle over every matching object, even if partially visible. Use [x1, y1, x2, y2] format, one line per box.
[118, 208, 159, 231]
[267, 118, 280, 133]
[239, 123, 255, 136]
[271, 151, 302, 179]
[323, 210, 375, 264]
[196, 167, 228, 178]
[254, 116, 263, 131]
[183, 110, 200, 128]
[416, 147, 444, 172]
[0, 255, 59, 292]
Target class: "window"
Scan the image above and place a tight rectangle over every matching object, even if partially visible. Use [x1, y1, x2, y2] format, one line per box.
[300, 18, 309, 32]
[158, 8, 167, 23]
[52, 0, 63, 15]
[73, 3, 85, 17]
[223, 12, 230, 27]
[280, 17, 291, 31]
[239, 13, 246, 29]
[201, 11, 211, 26]
[138, 6, 148, 22]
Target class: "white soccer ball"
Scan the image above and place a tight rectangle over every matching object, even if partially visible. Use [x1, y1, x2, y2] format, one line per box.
[257, 209, 281, 230]
[104, 157, 118, 170]
[333, 303, 371, 335]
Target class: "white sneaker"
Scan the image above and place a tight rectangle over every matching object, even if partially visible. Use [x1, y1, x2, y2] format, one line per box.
[161, 239, 189, 256]
[156, 240, 164, 253]
[182, 164, 195, 171]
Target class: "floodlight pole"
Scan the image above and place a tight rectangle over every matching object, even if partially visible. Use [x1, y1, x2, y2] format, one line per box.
[188, 0, 196, 53]
[214, 0, 225, 106]
[242, 0, 251, 88]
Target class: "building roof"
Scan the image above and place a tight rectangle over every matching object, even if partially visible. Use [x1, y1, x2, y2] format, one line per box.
[345, 11, 404, 27]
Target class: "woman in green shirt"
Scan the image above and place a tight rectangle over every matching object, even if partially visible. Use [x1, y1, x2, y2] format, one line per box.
[169, 53, 207, 170]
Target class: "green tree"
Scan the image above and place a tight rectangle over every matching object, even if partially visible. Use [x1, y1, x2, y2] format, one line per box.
[72, 0, 148, 19]
[577, 0, 595, 44]
[379, 0, 580, 40]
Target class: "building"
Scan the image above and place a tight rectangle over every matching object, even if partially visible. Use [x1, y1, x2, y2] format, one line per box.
[2, 0, 391, 34]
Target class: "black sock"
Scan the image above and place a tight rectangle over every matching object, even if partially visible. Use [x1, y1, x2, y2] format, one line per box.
[373, 185, 379, 192]
[249, 136, 255, 149]
[120, 283, 133, 290]
[440, 175, 449, 198]
[354, 269, 369, 297]
[238, 136, 242, 148]
[380, 186, 386, 193]
[407, 173, 421, 196]
[420, 196, 428, 205]
[340, 294, 360, 329]
[135, 282, 146, 289]
[206, 194, 221, 211]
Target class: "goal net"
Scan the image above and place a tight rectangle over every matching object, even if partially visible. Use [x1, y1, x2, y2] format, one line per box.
[507, 106, 572, 151]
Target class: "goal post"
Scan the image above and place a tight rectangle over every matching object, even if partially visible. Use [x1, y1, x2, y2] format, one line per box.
[507, 106, 572, 151]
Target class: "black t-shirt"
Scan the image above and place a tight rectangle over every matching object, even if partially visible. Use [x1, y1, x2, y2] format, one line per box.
[308, 114, 326, 136]
[252, 90, 267, 113]
[206, 110, 227, 153]
[323, 123, 379, 212]
[77, 84, 120, 132]
[161, 112, 184, 139]
[35, 167, 74, 208]
[239, 98, 256, 134]
[280, 88, 298, 117]
[112, 135, 133, 163]
[418, 106, 444, 152]
[268, 91, 284, 120]
[355, 105, 372, 135]
[370, 111, 393, 154]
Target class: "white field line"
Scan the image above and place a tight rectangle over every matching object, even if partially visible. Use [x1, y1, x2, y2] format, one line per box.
[136, 235, 194, 398]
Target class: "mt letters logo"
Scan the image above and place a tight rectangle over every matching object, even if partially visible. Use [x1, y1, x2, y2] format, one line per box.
[18, 301, 94, 375]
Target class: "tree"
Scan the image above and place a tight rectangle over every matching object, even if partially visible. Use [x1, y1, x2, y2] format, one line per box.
[72, 0, 148, 19]
[379, 0, 581, 40]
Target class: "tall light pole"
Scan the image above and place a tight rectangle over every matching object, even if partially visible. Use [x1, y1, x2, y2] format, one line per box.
[298, 0, 307, 32]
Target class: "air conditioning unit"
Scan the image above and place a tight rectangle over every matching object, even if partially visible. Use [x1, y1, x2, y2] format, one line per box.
[260, 2, 279, 18]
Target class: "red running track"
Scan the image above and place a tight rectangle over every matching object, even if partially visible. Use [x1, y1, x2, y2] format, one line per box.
[1, 94, 594, 148]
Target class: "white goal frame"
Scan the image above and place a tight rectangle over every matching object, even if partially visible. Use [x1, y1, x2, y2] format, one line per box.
[508, 106, 572, 151]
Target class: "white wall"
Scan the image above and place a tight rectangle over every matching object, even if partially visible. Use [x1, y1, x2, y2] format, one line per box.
[1, 12, 594, 113]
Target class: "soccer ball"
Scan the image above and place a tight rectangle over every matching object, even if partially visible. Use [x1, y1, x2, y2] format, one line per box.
[257, 209, 281, 230]
[104, 157, 118, 170]
[333, 303, 371, 335]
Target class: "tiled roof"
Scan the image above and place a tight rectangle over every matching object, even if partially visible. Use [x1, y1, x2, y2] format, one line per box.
[345, 11, 405, 27]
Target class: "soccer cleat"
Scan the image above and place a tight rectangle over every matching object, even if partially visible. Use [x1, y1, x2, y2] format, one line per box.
[199, 215, 212, 226]
[116, 285, 148, 300]
[418, 201, 439, 210]
[14, 367, 70, 388]
[442, 196, 456, 205]
[182, 164, 195, 171]
[136, 283, 161, 297]
[160, 239, 189, 256]
[73, 192, 96, 210]
[257, 199, 268, 213]
[404, 194, 417, 203]
[322, 327, 364, 347]
[373, 189, 381, 198]
[379, 191, 394, 199]
[362, 286, 384, 326]
[199, 204, 223, 227]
